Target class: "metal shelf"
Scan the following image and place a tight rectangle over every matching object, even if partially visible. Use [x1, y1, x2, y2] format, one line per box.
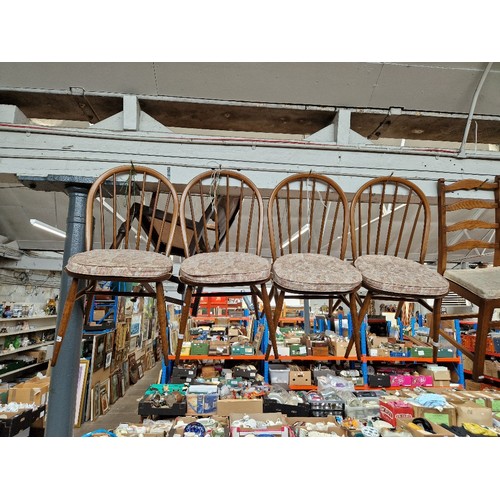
[0, 315, 57, 322]
[167, 352, 264, 361]
[363, 356, 461, 363]
[0, 325, 56, 338]
[0, 341, 54, 358]
[0, 360, 49, 380]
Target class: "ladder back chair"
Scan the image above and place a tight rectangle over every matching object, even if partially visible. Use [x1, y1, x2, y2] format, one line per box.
[347, 176, 449, 356]
[51, 164, 179, 366]
[437, 176, 500, 380]
[267, 172, 363, 359]
[175, 169, 273, 363]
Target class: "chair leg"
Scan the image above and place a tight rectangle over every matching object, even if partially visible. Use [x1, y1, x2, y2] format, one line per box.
[174, 285, 193, 365]
[472, 302, 494, 381]
[345, 291, 372, 358]
[264, 290, 285, 359]
[251, 292, 261, 320]
[260, 284, 279, 361]
[431, 297, 443, 363]
[191, 286, 203, 317]
[50, 277, 79, 367]
[83, 280, 97, 324]
[349, 292, 362, 360]
[155, 281, 170, 365]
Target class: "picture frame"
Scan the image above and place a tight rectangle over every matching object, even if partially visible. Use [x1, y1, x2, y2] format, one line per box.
[93, 333, 106, 372]
[92, 382, 101, 421]
[137, 360, 144, 379]
[128, 353, 139, 384]
[118, 370, 128, 397]
[130, 313, 142, 336]
[110, 371, 120, 404]
[74, 358, 90, 428]
[100, 382, 110, 414]
[104, 351, 112, 369]
[105, 331, 114, 352]
[122, 360, 130, 391]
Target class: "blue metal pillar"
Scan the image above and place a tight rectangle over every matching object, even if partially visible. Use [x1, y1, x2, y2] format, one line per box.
[45, 185, 88, 437]
[454, 319, 465, 386]
[360, 321, 368, 385]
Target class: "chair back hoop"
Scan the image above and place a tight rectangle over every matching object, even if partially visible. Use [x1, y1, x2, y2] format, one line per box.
[85, 165, 179, 255]
[350, 176, 431, 263]
[179, 169, 264, 257]
[437, 176, 500, 273]
[267, 172, 349, 261]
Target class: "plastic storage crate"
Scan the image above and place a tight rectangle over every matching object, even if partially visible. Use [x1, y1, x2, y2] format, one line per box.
[268, 364, 290, 384]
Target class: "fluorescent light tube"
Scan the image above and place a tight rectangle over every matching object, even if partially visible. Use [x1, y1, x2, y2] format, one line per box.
[30, 219, 66, 238]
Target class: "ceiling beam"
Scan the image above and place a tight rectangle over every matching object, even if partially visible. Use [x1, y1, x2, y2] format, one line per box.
[1, 118, 500, 198]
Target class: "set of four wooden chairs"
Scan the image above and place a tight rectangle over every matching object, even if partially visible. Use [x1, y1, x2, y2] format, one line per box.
[50, 165, 500, 381]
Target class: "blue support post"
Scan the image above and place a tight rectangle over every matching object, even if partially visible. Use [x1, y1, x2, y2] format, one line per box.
[418, 312, 423, 327]
[360, 320, 368, 386]
[398, 318, 404, 341]
[387, 320, 392, 337]
[261, 316, 270, 383]
[347, 312, 353, 339]
[454, 319, 465, 386]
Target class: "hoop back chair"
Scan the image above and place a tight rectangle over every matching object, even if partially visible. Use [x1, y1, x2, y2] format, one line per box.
[436, 176, 500, 380]
[346, 176, 449, 356]
[174, 169, 273, 363]
[51, 165, 179, 366]
[267, 173, 363, 359]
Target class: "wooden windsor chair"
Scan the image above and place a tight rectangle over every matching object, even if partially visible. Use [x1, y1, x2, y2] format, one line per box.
[346, 176, 449, 357]
[50, 164, 179, 367]
[266, 172, 363, 359]
[174, 169, 274, 363]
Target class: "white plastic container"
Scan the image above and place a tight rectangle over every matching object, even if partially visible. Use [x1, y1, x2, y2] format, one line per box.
[268, 364, 290, 385]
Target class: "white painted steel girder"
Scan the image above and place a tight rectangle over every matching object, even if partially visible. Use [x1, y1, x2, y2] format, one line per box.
[0, 123, 499, 196]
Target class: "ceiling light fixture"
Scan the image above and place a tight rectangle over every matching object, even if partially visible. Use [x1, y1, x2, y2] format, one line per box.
[30, 219, 66, 238]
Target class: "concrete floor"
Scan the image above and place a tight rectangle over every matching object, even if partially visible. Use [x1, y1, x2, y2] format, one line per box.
[73, 364, 161, 437]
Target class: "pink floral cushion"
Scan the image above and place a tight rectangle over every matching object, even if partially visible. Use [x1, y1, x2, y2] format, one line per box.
[445, 267, 500, 300]
[272, 253, 362, 293]
[180, 252, 271, 285]
[66, 249, 173, 281]
[355, 255, 449, 296]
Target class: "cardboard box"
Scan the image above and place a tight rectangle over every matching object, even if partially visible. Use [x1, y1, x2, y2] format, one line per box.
[332, 339, 357, 358]
[407, 402, 456, 426]
[216, 398, 263, 416]
[411, 375, 434, 387]
[416, 365, 451, 381]
[229, 412, 289, 437]
[389, 375, 413, 387]
[169, 415, 229, 437]
[8, 377, 50, 406]
[186, 393, 218, 415]
[180, 342, 192, 356]
[379, 398, 414, 427]
[453, 401, 493, 427]
[409, 346, 433, 358]
[24, 350, 46, 363]
[287, 416, 345, 436]
[277, 345, 290, 356]
[190, 341, 209, 355]
[368, 374, 391, 388]
[396, 417, 456, 437]
[289, 370, 312, 386]
[208, 341, 230, 356]
[290, 344, 308, 356]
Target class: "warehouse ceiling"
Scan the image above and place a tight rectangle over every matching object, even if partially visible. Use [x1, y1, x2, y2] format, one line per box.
[0, 62, 499, 270]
